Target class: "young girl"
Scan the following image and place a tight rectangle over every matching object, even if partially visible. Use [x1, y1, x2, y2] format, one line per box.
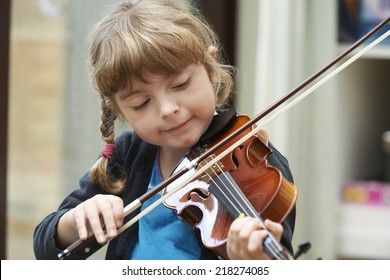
[34, 0, 296, 260]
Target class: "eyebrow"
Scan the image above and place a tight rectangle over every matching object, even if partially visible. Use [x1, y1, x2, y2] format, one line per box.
[119, 89, 143, 100]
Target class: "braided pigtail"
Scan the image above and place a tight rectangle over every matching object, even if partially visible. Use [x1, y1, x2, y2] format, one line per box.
[89, 98, 126, 194]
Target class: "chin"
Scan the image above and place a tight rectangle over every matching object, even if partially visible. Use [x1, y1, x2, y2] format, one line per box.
[174, 137, 199, 151]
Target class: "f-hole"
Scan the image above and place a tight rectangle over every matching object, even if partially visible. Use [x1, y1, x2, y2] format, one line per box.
[231, 145, 244, 167]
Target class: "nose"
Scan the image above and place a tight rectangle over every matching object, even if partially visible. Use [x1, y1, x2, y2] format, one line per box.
[158, 94, 179, 118]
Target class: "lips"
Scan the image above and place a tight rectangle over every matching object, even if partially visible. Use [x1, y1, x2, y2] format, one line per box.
[163, 118, 192, 132]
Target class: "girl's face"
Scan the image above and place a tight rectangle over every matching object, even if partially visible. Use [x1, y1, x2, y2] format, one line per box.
[114, 63, 216, 155]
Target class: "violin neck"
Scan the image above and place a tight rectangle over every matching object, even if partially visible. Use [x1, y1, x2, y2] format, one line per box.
[209, 171, 262, 220]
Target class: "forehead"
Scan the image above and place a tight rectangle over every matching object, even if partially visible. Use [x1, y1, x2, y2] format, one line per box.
[129, 64, 199, 88]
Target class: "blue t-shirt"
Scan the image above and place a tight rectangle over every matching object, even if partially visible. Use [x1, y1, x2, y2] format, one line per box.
[130, 155, 201, 259]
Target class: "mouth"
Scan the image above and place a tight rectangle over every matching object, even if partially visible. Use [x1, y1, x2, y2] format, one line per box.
[163, 118, 192, 132]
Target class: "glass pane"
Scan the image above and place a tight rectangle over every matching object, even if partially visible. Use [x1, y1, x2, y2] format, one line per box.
[8, 0, 67, 259]
[7, 0, 112, 259]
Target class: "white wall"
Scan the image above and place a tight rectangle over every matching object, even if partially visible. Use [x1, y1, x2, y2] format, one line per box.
[237, 0, 340, 259]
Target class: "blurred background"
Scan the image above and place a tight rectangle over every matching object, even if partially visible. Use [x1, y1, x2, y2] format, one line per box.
[1, 0, 390, 260]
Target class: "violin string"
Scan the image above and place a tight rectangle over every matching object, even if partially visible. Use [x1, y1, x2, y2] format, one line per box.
[204, 158, 285, 260]
[209, 167, 284, 260]
[211, 167, 258, 218]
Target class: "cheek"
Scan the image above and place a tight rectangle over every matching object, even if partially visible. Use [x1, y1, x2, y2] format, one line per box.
[200, 89, 217, 116]
[188, 83, 216, 110]
[129, 117, 159, 143]
[131, 121, 156, 143]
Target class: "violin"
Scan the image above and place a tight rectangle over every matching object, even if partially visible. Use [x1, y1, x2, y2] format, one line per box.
[163, 112, 297, 259]
[57, 15, 390, 260]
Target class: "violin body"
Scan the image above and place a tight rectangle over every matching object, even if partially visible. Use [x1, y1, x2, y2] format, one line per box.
[163, 114, 297, 259]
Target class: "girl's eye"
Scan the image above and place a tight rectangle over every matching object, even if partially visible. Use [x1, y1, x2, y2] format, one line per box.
[173, 76, 192, 89]
[132, 98, 150, 110]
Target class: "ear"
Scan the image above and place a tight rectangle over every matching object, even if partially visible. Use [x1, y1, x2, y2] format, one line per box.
[208, 46, 217, 59]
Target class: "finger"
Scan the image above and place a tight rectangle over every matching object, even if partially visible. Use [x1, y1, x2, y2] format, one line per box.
[227, 217, 249, 259]
[110, 196, 124, 228]
[73, 205, 88, 240]
[238, 218, 263, 241]
[228, 217, 263, 259]
[228, 217, 254, 246]
[264, 219, 283, 241]
[246, 230, 270, 260]
[230, 216, 260, 234]
[99, 196, 123, 238]
[85, 202, 107, 244]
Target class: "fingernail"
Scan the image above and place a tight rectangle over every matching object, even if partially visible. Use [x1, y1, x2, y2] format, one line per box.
[79, 230, 87, 239]
[98, 234, 106, 243]
[108, 229, 117, 238]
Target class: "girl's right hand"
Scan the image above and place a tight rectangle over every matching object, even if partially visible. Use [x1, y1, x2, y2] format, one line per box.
[57, 194, 124, 247]
[73, 194, 124, 244]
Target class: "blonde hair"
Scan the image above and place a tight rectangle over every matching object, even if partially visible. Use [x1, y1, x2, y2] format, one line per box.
[88, 0, 236, 194]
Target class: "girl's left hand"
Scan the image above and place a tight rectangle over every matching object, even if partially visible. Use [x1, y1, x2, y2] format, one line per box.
[226, 217, 283, 260]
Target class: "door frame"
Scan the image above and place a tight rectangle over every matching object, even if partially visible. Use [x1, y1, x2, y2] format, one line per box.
[0, 0, 10, 260]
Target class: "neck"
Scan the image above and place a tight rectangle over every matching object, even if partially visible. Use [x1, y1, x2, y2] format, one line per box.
[159, 147, 187, 180]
